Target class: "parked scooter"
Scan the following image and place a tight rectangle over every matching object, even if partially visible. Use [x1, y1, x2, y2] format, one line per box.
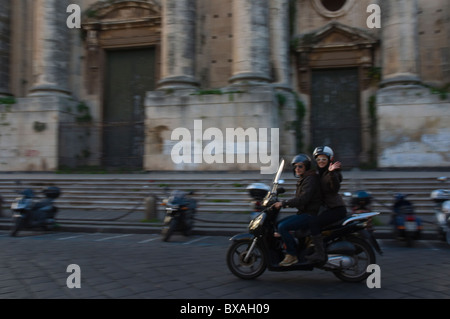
[10, 186, 61, 237]
[430, 177, 450, 245]
[161, 190, 197, 242]
[391, 193, 422, 246]
[346, 190, 374, 232]
[349, 190, 372, 214]
[227, 159, 382, 283]
[246, 183, 270, 220]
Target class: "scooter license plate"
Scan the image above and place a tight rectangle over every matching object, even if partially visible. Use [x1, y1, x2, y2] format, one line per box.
[405, 221, 417, 231]
[11, 203, 26, 210]
[164, 216, 172, 224]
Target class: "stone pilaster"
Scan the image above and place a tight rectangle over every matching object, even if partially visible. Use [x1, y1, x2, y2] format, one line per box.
[380, 0, 421, 87]
[229, 0, 271, 84]
[158, 0, 198, 90]
[0, 0, 11, 97]
[28, 0, 71, 96]
[269, 0, 291, 91]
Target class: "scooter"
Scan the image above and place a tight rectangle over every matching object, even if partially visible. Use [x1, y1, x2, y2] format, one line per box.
[161, 190, 197, 242]
[227, 159, 382, 283]
[246, 182, 270, 220]
[346, 190, 374, 232]
[10, 186, 61, 237]
[349, 190, 372, 214]
[431, 177, 450, 245]
[391, 193, 422, 247]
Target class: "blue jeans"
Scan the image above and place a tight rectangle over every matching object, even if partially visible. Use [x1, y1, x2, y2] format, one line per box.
[277, 214, 311, 256]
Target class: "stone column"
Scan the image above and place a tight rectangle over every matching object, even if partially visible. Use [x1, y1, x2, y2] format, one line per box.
[0, 0, 11, 97]
[269, 0, 291, 91]
[229, 0, 271, 84]
[158, 0, 198, 89]
[380, 0, 421, 87]
[29, 0, 71, 96]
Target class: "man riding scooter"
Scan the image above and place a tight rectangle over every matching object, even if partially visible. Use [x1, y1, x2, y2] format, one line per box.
[272, 154, 322, 266]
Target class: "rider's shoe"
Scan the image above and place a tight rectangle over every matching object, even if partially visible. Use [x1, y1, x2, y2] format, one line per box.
[279, 254, 298, 266]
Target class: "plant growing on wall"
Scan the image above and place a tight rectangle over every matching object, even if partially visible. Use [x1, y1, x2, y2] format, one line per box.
[279, 92, 306, 153]
[366, 95, 377, 168]
[427, 83, 450, 100]
[33, 121, 47, 132]
[0, 97, 15, 105]
[75, 101, 92, 123]
[295, 98, 306, 152]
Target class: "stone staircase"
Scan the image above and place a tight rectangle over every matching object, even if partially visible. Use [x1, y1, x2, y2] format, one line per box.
[0, 172, 447, 229]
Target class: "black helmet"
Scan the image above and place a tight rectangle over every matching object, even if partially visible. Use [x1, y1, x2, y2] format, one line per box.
[291, 154, 312, 176]
[313, 146, 334, 161]
[43, 186, 61, 199]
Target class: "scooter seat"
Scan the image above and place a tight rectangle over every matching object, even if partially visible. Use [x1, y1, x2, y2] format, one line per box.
[321, 217, 348, 231]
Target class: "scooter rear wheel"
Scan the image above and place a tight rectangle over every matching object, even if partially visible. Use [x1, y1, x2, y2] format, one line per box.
[226, 239, 267, 280]
[332, 236, 376, 283]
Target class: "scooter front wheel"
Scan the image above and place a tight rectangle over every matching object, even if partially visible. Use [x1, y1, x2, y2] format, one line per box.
[10, 218, 23, 237]
[226, 239, 267, 280]
[161, 219, 176, 242]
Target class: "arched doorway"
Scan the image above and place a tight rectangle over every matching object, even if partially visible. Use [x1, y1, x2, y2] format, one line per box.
[295, 22, 378, 167]
[82, 0, 161, 169]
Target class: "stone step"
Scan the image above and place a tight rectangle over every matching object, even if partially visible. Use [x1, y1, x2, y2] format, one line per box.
[0, 174, 447, 227]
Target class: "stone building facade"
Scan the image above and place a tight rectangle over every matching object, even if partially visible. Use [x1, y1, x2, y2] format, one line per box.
[0, 0, 449, 172]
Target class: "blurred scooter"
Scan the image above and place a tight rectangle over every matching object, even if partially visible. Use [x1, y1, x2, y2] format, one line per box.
[391, 193, 422, 247]
[347, 190, 374, 232]
[10, 185, 60, 237]
[160, 190, 197, 242]
[430, 177, 450, 245]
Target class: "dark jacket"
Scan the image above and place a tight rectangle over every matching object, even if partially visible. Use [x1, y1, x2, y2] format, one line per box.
[319, 169, 346, 209]
[281, 170, 322, 216]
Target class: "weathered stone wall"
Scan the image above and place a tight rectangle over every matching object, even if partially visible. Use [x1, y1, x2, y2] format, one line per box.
[1, 0, 449, 171]
[0, 0, 11, 96]
[377, 86, 450, 167]
[144, 86, 282, 173]
[296, 0, 380, 36]
[0, 96, 76, 171]
[417, 0, 450, 87]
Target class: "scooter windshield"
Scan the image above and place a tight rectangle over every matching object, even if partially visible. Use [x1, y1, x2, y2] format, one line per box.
[262, 159, 285, 206]
[168, 190, 187, 205]
[272, 159, 285, 186]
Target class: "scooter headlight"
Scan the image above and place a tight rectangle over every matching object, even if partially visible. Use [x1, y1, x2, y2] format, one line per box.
[165, 205, 179, 214]
[442, 201, 450, 215]
[249, 212, 266, 231]
[11, 198, 28, 210]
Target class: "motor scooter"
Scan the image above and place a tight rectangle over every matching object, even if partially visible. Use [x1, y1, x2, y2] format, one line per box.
[346, 190, 374, 231]
[391, 193, 422, 246]
[10, 186, 60, 237]
[431, 177, 450, 245]
[227, 159, 382, 283]
[161, 190, 197, 242]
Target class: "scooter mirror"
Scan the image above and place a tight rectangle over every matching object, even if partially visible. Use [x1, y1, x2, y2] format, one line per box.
[437, 176, 448, 182]
[277, 187, 286, 195]
[343, 192, 352, 197]
[278, 179, 285, 184]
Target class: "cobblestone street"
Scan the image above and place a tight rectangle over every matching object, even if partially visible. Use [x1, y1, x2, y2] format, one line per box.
[1, 231, 449, 301]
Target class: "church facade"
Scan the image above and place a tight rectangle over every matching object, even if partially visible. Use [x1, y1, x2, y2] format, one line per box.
[0, 0, 449, 172]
